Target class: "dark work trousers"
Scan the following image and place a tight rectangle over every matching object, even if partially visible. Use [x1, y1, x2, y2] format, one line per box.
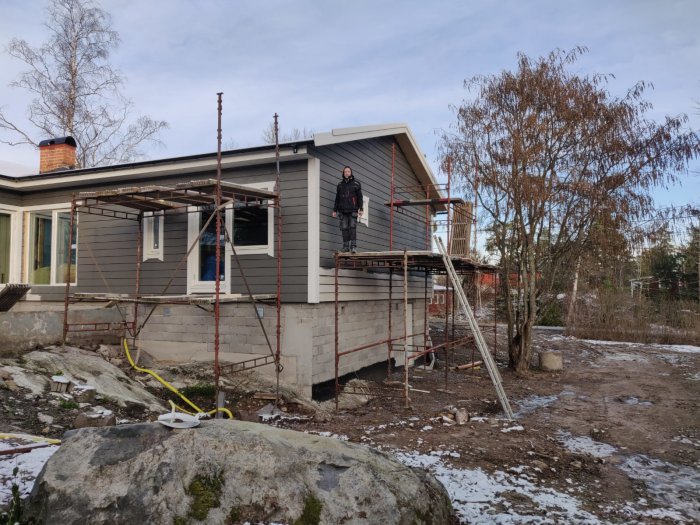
[337, 211, 358, 247]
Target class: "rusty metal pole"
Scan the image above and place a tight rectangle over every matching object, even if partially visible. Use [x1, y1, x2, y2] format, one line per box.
[472, 158, 479, 258]
[61, 194, 77, 348]
[334, 253, 340, 411]
[446, 157, 452, 255]
[387, 267, 393, 379]
[444, 272, 450, 388]
[390, 143, 395, 251]
[423, 271, 428, 363]
[214, 92, 223, 394]
[274, 113, 282, 406]
[134, 213, 143, 343]
[403, 250, 410, 408]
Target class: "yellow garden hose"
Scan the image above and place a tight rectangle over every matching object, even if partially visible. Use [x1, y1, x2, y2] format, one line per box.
[0, 434, 60, 445]
[122, 338, 233, 419]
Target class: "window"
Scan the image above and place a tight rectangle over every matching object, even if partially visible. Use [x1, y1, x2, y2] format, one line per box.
[28, 209, 77, 285]
[232, 182, 274, 255]
[187, 205, 232, 294]
[186, 181, 274, 294]
[143, 212, 164, 261]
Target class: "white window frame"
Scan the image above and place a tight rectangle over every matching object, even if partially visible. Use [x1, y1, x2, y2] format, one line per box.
[0, 204, 22, 286]
[359, 195, 369, 227]
[233, 181, 275, 256]
[187, 204, 232, 294]
[143, 211, 164, 261]
[22, 203, 78, 287]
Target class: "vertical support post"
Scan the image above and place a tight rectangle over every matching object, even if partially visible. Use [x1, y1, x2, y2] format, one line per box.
[472, 158, 479, 257]
[387, 267, 393, 379]
[423, 271, 429, 362]
[446, 157, 452, 256]
[134, 212, 143, 343]
[274, 113, 283, 406]
[334, 253, 340, 411]
[62, 194, 77, 348]
[214, 92, 223, 394]
[493, 271, 498, 360]
[403, 250, 410, 408]
[444, 271, 450, 388]
[425, 185, 430, 250]
[390, 143, 395, 251]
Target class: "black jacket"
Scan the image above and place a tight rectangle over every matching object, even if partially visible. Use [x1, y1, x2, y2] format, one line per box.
[333, 175, 363, 213]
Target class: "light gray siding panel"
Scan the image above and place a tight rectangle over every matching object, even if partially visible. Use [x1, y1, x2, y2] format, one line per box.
[312, 137, 431, 268]
[0, 190, 22, 207]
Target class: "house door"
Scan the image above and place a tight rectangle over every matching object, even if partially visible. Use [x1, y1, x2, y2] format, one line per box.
[0, 212, 11, 284]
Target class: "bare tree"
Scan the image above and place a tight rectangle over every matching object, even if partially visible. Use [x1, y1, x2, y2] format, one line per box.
[260, 122, 313, 144]
[442, 48, 699, 373]
[0, 0, 167, 168]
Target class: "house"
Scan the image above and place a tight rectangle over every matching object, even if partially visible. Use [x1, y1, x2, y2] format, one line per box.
[0, 124, 459, 396]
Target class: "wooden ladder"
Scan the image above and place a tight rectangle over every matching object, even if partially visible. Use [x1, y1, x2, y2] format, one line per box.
[434, 235, 514, 420]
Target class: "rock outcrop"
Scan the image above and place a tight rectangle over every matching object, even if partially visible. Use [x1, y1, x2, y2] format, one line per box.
[24, 421, 453, 524]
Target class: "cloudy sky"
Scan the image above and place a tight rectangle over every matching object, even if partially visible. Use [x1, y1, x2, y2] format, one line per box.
[0, 0, 698, 208]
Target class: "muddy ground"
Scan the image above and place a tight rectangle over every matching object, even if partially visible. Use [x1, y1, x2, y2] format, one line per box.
[1, 323, 699, 524]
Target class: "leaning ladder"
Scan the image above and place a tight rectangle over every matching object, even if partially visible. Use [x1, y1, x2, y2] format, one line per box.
[434, 235, 514, 420]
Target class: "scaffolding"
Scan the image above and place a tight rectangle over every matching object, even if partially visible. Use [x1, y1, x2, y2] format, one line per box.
[62, 99, 284, 405]
[334, 143, 504, 411]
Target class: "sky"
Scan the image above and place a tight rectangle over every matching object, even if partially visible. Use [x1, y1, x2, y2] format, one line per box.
[0, 0, 698, 213]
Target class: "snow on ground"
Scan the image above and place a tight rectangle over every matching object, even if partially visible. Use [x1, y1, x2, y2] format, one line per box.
[557, 431, 617, 458]
[514, 394, 558, 417]
[394, 450, 604, 524]
[549, 335, 700, 355]
[0, 444, 58, 504]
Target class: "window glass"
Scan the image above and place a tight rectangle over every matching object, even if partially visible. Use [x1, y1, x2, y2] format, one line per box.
[233, 203, 268, 246]
[55, 212, 77, 284]
[29, 211, 52, 284]
[198, 208, 225, 282]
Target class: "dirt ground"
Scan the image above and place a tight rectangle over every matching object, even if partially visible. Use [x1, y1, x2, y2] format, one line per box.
[2, 323, 699, 524]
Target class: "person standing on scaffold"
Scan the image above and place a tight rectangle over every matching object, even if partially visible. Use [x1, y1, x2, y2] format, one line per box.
[332, 165, 363, 253]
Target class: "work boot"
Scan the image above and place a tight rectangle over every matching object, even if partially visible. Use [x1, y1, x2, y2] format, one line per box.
[350, 243, 357, 254]
[341, 242, 350, 253]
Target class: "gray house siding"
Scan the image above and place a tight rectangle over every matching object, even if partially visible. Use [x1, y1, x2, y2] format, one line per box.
[0, 189, 22, 207]
[14, 161, 309, 303]
[313, 137, 430, 268]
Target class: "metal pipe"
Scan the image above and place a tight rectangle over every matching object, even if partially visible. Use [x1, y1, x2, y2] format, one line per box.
[387, 268, 393, 379]
[334, 253, 340, 411]
[390, 143, 395, 251]
[214, 92, 223, 392]
[274, 113, 282, 406]
[61, 194, 77, 347]
[403, 250, 409, 408]
[134, 212, 143, 341]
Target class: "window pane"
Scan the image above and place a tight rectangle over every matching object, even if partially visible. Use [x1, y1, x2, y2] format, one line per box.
[0, 213, 10, 284]
[29, 212, 52, 285]
[234, 204, 268, 246]
[198, 208, 225, 282]
[56, 212, 77, 284]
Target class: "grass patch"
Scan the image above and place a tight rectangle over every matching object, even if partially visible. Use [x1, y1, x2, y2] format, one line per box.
[187, 471, 224, 521]
[293, 494, 322, 525]
[59, 399, 79, 410]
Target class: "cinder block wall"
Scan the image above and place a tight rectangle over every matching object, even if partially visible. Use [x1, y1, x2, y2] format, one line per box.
[137, 299, 427, 397]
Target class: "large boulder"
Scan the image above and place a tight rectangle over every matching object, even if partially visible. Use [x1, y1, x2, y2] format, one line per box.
[24, 421, 453, 524]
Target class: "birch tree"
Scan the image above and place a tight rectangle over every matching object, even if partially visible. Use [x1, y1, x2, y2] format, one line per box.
[0, 0, 167, 168]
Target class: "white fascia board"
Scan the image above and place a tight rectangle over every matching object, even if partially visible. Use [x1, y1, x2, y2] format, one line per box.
[314, 124, 443, 201]
[0, 147, 309, 192]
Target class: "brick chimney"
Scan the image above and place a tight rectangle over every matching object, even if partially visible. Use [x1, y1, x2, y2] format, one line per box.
[39, 136, 77, 173]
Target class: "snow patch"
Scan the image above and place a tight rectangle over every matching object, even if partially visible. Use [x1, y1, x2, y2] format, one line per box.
[557, 431, 617, 458]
